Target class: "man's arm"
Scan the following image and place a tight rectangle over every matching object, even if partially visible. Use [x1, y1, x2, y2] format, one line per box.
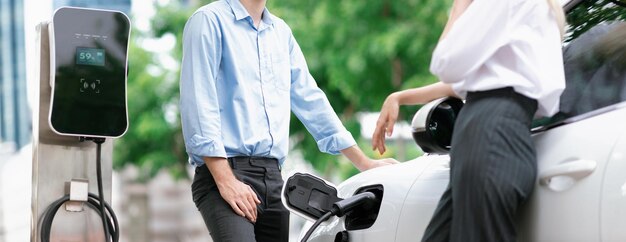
[287, 32, 398, 170]
[180, 12, 259, 222]
[180, 12, 227, 164]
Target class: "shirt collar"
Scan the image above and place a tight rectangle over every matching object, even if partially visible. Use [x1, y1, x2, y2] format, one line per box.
[225, 0, 274, 26]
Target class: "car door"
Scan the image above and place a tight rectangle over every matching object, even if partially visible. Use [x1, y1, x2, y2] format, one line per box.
[600, 113, 626, 241]
[517, 1, 626, 241]
[519, 108, 626, 241]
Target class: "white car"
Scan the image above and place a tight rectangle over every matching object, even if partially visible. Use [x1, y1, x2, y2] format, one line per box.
[282, 1, 626, 241]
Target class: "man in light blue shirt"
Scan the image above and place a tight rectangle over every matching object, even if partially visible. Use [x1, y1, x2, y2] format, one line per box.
[180, 0, 397, 241]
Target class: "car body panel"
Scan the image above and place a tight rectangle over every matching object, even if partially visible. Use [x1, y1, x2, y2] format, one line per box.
[395, 156, 449, 240]
[300, 105, 626, 242]
[600, 114, 626, 241]
[304, 155, 449, 242]
[518, 104, 626, 241]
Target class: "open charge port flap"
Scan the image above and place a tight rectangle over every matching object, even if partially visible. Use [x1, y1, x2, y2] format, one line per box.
[283, 173, 341, 220]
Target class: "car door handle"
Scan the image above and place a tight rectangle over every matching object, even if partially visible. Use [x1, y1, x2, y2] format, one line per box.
[539, 159, 597, 187]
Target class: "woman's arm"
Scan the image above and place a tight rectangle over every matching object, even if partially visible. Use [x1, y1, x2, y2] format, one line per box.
[430, 0, 512, 83]
[392, 82, 458, 106]
[440, 0, 473, 41]
[372, 82, 456, 154]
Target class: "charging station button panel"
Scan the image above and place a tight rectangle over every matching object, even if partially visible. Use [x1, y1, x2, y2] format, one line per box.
[49, 7, 130, 138]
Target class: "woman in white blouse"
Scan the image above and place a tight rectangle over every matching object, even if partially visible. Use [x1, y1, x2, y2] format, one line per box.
[372, 0, 566, 241]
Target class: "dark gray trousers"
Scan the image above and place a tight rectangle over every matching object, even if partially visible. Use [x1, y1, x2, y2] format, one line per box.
[191, 157, 289, 242]
[422, 87, 538, 242]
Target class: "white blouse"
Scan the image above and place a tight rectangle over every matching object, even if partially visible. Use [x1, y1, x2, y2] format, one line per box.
[430, 0, 565, 117]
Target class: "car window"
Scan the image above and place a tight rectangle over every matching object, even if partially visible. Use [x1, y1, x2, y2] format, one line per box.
[532, 0, 626, 129]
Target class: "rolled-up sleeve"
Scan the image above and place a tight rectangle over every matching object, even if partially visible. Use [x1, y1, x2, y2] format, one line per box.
[288, 33, 356, 155]
[430, 0, 511, 83]
[180, 11, 226, 166]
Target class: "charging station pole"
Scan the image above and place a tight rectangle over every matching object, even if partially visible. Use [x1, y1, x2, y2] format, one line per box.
[30, 7, 129, 241]
[31, 21, 114, 242]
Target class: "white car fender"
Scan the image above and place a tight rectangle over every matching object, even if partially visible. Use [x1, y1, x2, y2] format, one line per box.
[301, 155, 450, 242]
[600, 105, 626, 241]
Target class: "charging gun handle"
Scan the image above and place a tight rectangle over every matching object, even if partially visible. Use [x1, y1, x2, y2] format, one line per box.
[332, 192, 376, 217]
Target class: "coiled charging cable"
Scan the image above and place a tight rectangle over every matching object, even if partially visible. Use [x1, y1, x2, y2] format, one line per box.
[39, 138, 119, 242]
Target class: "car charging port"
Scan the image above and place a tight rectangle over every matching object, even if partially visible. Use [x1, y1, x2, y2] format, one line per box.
[334, 231, 349, 242]
[344, 185, 384, 230]
[300, 190, 378, 242]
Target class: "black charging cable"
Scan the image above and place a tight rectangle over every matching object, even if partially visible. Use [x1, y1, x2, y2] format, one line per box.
[39, 137, 119, 242]
[92, 137, 111, 242]
[40, 193, 119, 241]
[300, 192, 376, 242]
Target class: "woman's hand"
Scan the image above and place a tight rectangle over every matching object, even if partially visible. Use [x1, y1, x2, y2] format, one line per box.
[372, 93, 401, 155]
[371, 83, 456, 155]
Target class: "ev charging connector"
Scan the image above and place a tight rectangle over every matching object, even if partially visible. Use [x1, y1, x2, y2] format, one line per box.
[281, 173, 380, 242]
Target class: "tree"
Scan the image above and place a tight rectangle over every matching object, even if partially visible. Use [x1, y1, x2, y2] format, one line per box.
[113, 3, 192, 181]
[114, 0, 450, 180]
[566, 0, 626, 42]
[269, 0, 449, 177]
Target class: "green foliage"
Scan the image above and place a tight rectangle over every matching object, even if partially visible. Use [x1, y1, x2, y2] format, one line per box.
[115, 0, 449, 180]
[114, 3, 191, 181]
[267, 0, 448, 174]
[566, 0, 626, 43]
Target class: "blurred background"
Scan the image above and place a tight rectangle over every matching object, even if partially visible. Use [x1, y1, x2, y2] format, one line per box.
[0, 0, 450, 241]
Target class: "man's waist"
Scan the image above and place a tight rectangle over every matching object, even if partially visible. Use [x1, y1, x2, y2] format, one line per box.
[227, 156, 280, 170]
[196, 156, 281, 171]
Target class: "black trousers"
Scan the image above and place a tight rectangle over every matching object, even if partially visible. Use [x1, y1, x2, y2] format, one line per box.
[191, 157, 289, 242]
[422, 88, 538, 242]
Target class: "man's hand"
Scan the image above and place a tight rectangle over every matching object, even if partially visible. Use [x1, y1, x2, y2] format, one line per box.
[368, 158, 400, 169]
[203, 157, 261, 223]
[215, 176, 262, 223]
[341, 146, 399, 171]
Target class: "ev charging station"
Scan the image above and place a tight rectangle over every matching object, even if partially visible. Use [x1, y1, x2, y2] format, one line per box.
[31, 7, 130, 242]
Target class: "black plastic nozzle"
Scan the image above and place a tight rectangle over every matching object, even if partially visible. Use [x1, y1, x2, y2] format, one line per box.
[331, 191, 376, 217]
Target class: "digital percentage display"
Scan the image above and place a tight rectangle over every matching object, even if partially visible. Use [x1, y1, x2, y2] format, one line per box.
[76, 47, 105, 66]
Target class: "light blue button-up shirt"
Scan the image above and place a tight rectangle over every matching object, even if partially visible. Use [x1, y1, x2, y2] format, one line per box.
[180, 0, 356, 167]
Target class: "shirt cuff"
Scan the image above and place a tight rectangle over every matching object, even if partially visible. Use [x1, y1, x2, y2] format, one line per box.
[187, 134, 227, 166]
[450, 81, 467, 99]
[316, 131, 357, 155]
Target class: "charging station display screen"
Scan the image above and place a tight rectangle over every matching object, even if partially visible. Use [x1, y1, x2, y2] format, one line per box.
[76, 47, 105, 66]
[50, 7, 130, 137]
